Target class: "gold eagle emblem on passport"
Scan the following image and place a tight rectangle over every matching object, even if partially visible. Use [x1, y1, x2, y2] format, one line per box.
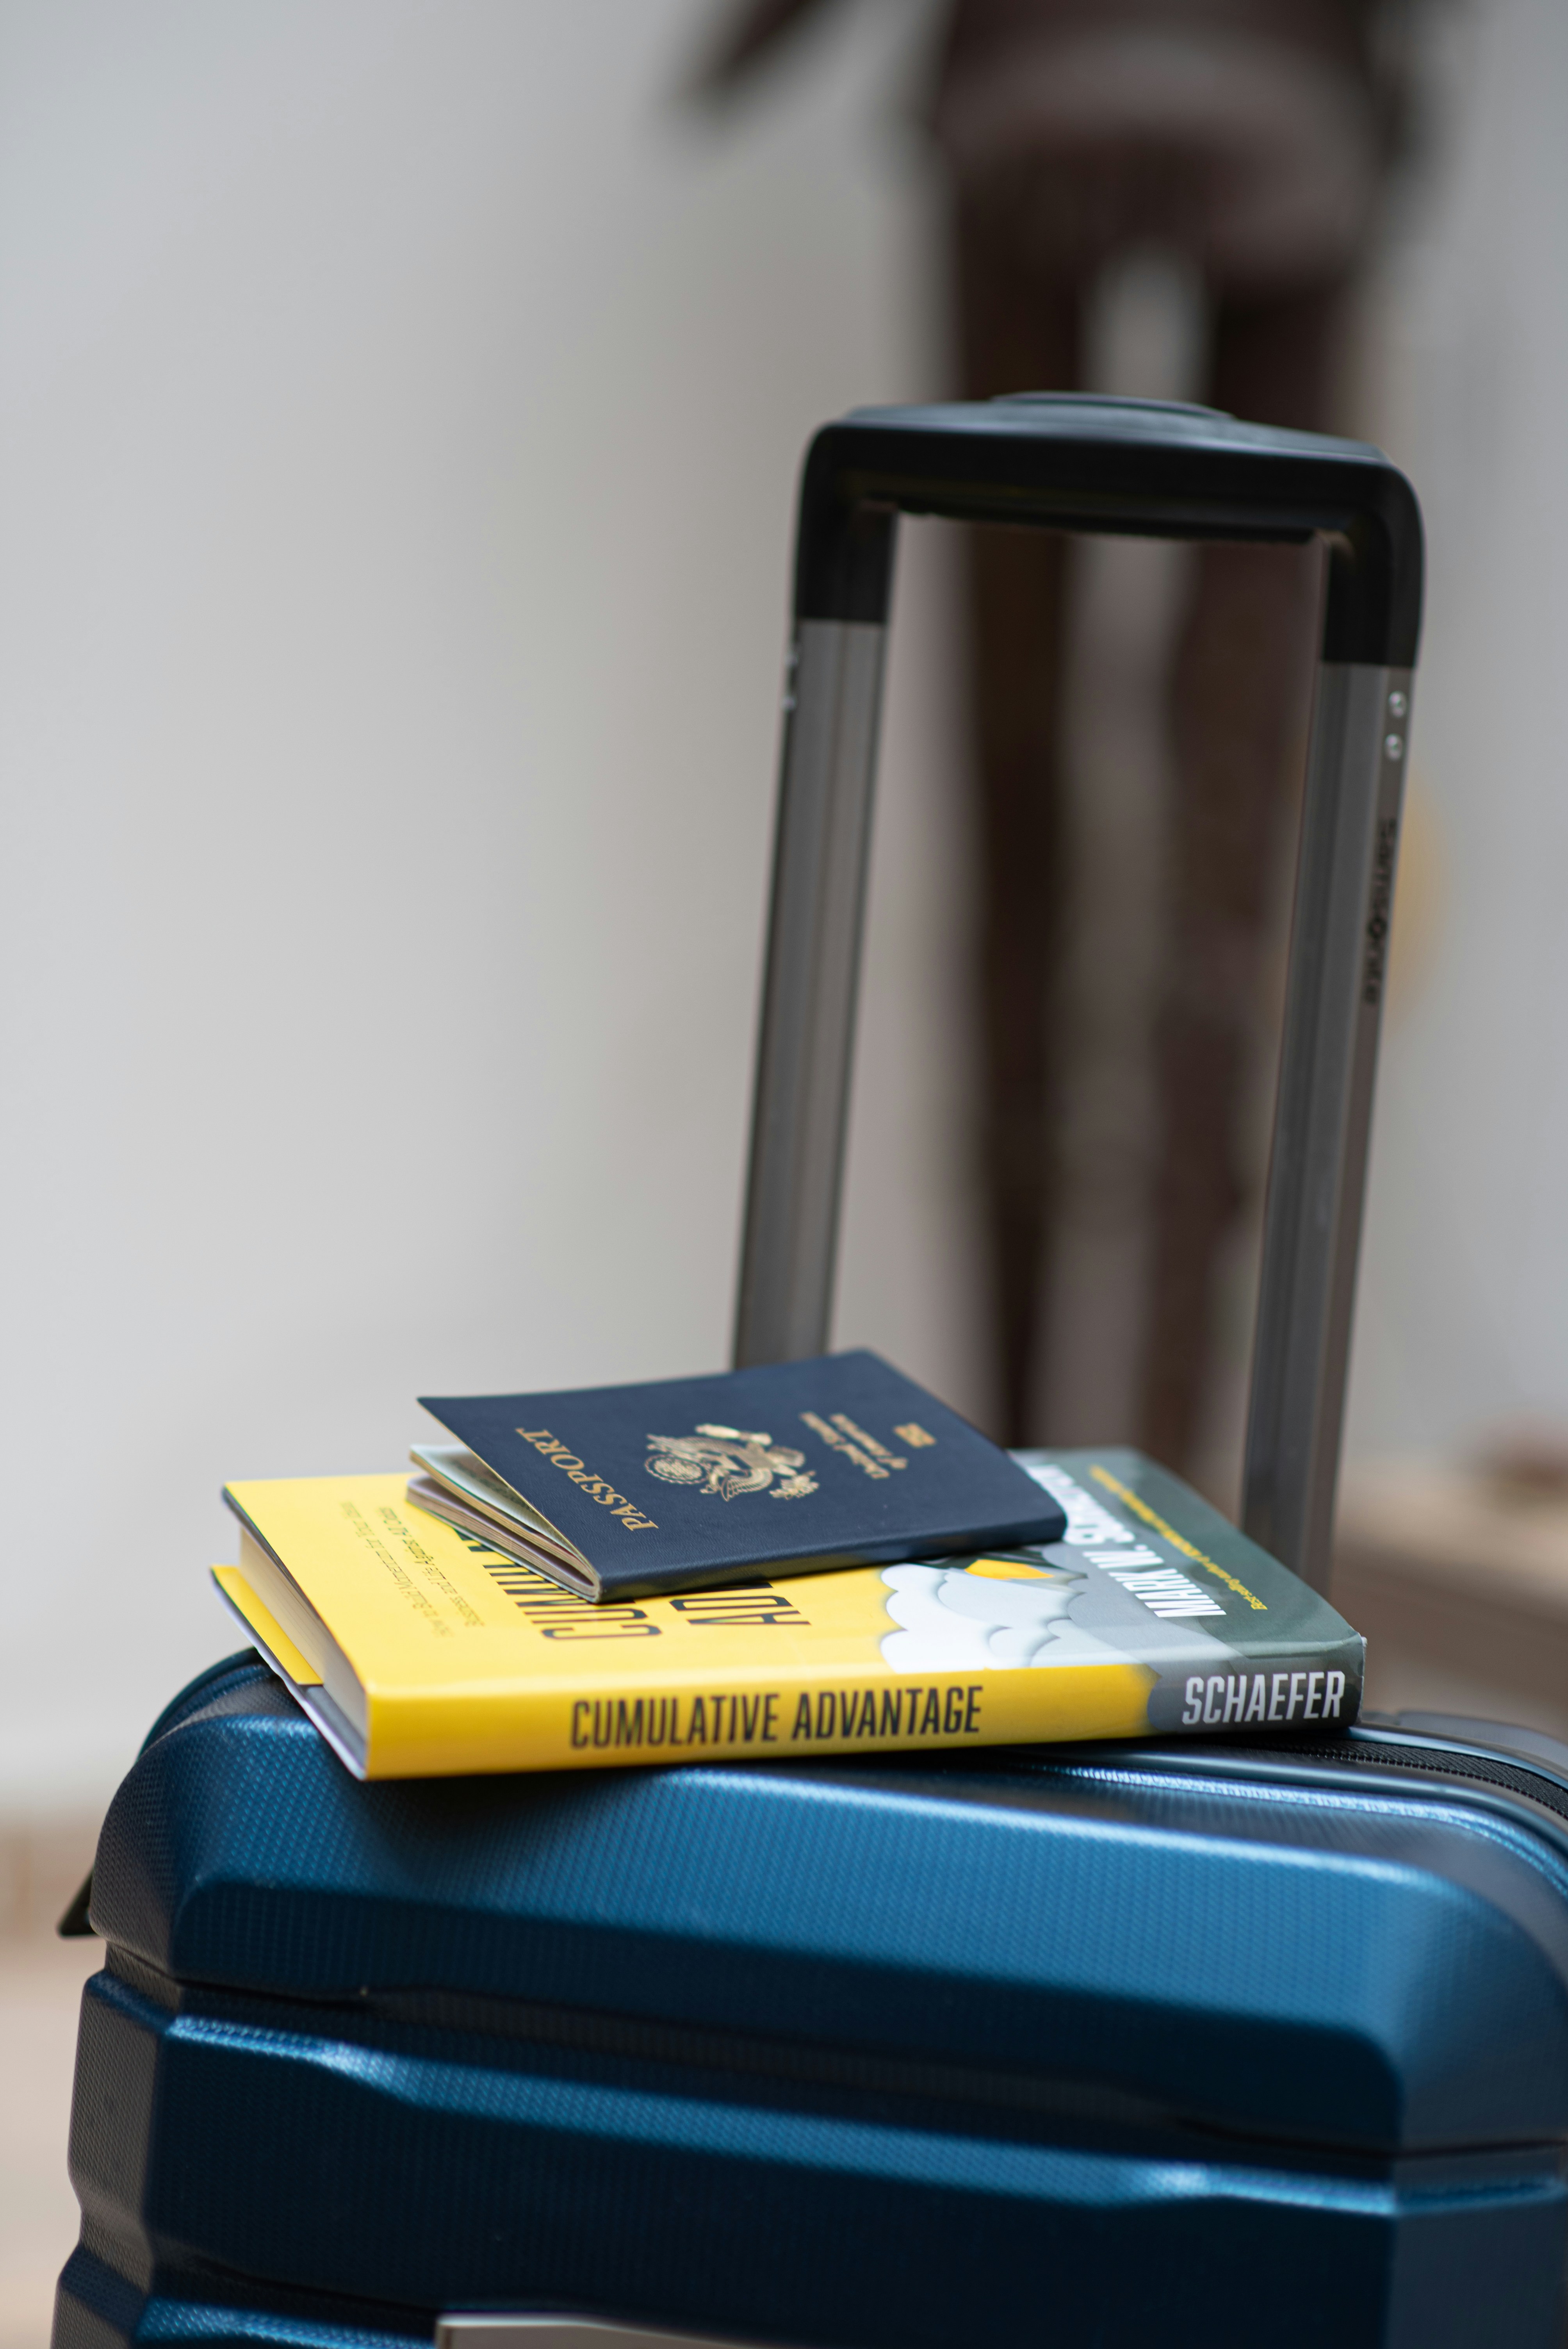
[645, 1424, 818, 1501]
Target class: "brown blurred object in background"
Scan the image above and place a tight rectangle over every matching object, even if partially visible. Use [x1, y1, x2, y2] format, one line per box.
[697, 0, 1413, 1467]
[1337, 1431, 1568, 1745]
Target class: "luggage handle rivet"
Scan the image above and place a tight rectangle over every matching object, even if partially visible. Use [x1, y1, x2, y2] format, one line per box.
[1384, 733, 1405, 760]
[1388, 689, 1408, 717]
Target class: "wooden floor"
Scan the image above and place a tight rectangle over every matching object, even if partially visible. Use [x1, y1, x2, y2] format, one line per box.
[0, 1932, 99, 2349]
[1, 1818, 102, 2349]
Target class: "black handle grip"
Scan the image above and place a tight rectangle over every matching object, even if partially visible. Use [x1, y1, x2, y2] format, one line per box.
[794, 394, 1423, 669]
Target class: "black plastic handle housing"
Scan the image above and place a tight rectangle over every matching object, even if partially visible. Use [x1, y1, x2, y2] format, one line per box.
[794, 395, 1423, 668]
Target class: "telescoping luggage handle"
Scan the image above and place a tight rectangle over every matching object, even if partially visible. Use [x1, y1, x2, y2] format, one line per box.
[733, 394, 1423, 1594]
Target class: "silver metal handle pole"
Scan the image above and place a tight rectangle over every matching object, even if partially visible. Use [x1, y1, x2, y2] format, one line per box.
[732, 618, 889, 1367]
[731, 399, 1421, 1581]
[1241, 663, 1413, 1589]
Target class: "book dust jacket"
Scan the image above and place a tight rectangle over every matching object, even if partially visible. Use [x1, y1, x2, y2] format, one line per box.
[216, 1446, 1363, 1779]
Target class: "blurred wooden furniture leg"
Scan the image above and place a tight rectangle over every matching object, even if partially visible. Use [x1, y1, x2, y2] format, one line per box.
[1137, 278, 1348, 1478]
[953, 191, 1082, 1443]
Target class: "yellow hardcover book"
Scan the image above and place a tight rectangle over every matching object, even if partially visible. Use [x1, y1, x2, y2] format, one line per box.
[216, 1454, 1365, 1779]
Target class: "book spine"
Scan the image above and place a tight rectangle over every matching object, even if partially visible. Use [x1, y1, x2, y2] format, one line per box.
[371, 1661, 1156, 1775]
[366, 1640, 1364, 1776]
[1163, 1636, 1365, 1737]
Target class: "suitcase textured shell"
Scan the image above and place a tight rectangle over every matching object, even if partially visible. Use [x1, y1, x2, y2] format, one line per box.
[56, 1653, 1568, 2349]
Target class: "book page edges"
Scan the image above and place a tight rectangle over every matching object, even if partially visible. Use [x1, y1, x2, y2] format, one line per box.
[223, 1514, 374, 1757]
[404, 1479, 600, 1596]
[409, 1444, 580, 1559]
[212, 1566, 322, 1683]
[211, 1570, 371, 1780]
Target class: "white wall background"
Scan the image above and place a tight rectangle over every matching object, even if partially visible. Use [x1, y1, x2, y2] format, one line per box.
[2, 0, 1566, 1807]
[0, 0, 978, 1805]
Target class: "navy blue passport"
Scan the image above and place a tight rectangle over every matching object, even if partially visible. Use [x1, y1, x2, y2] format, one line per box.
[414, 1350, 1065, 1601]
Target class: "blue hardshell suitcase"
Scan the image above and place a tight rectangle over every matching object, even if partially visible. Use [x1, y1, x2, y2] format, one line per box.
[59, 1653, 1568, 2349]
[62, 400, 1566, 2349]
